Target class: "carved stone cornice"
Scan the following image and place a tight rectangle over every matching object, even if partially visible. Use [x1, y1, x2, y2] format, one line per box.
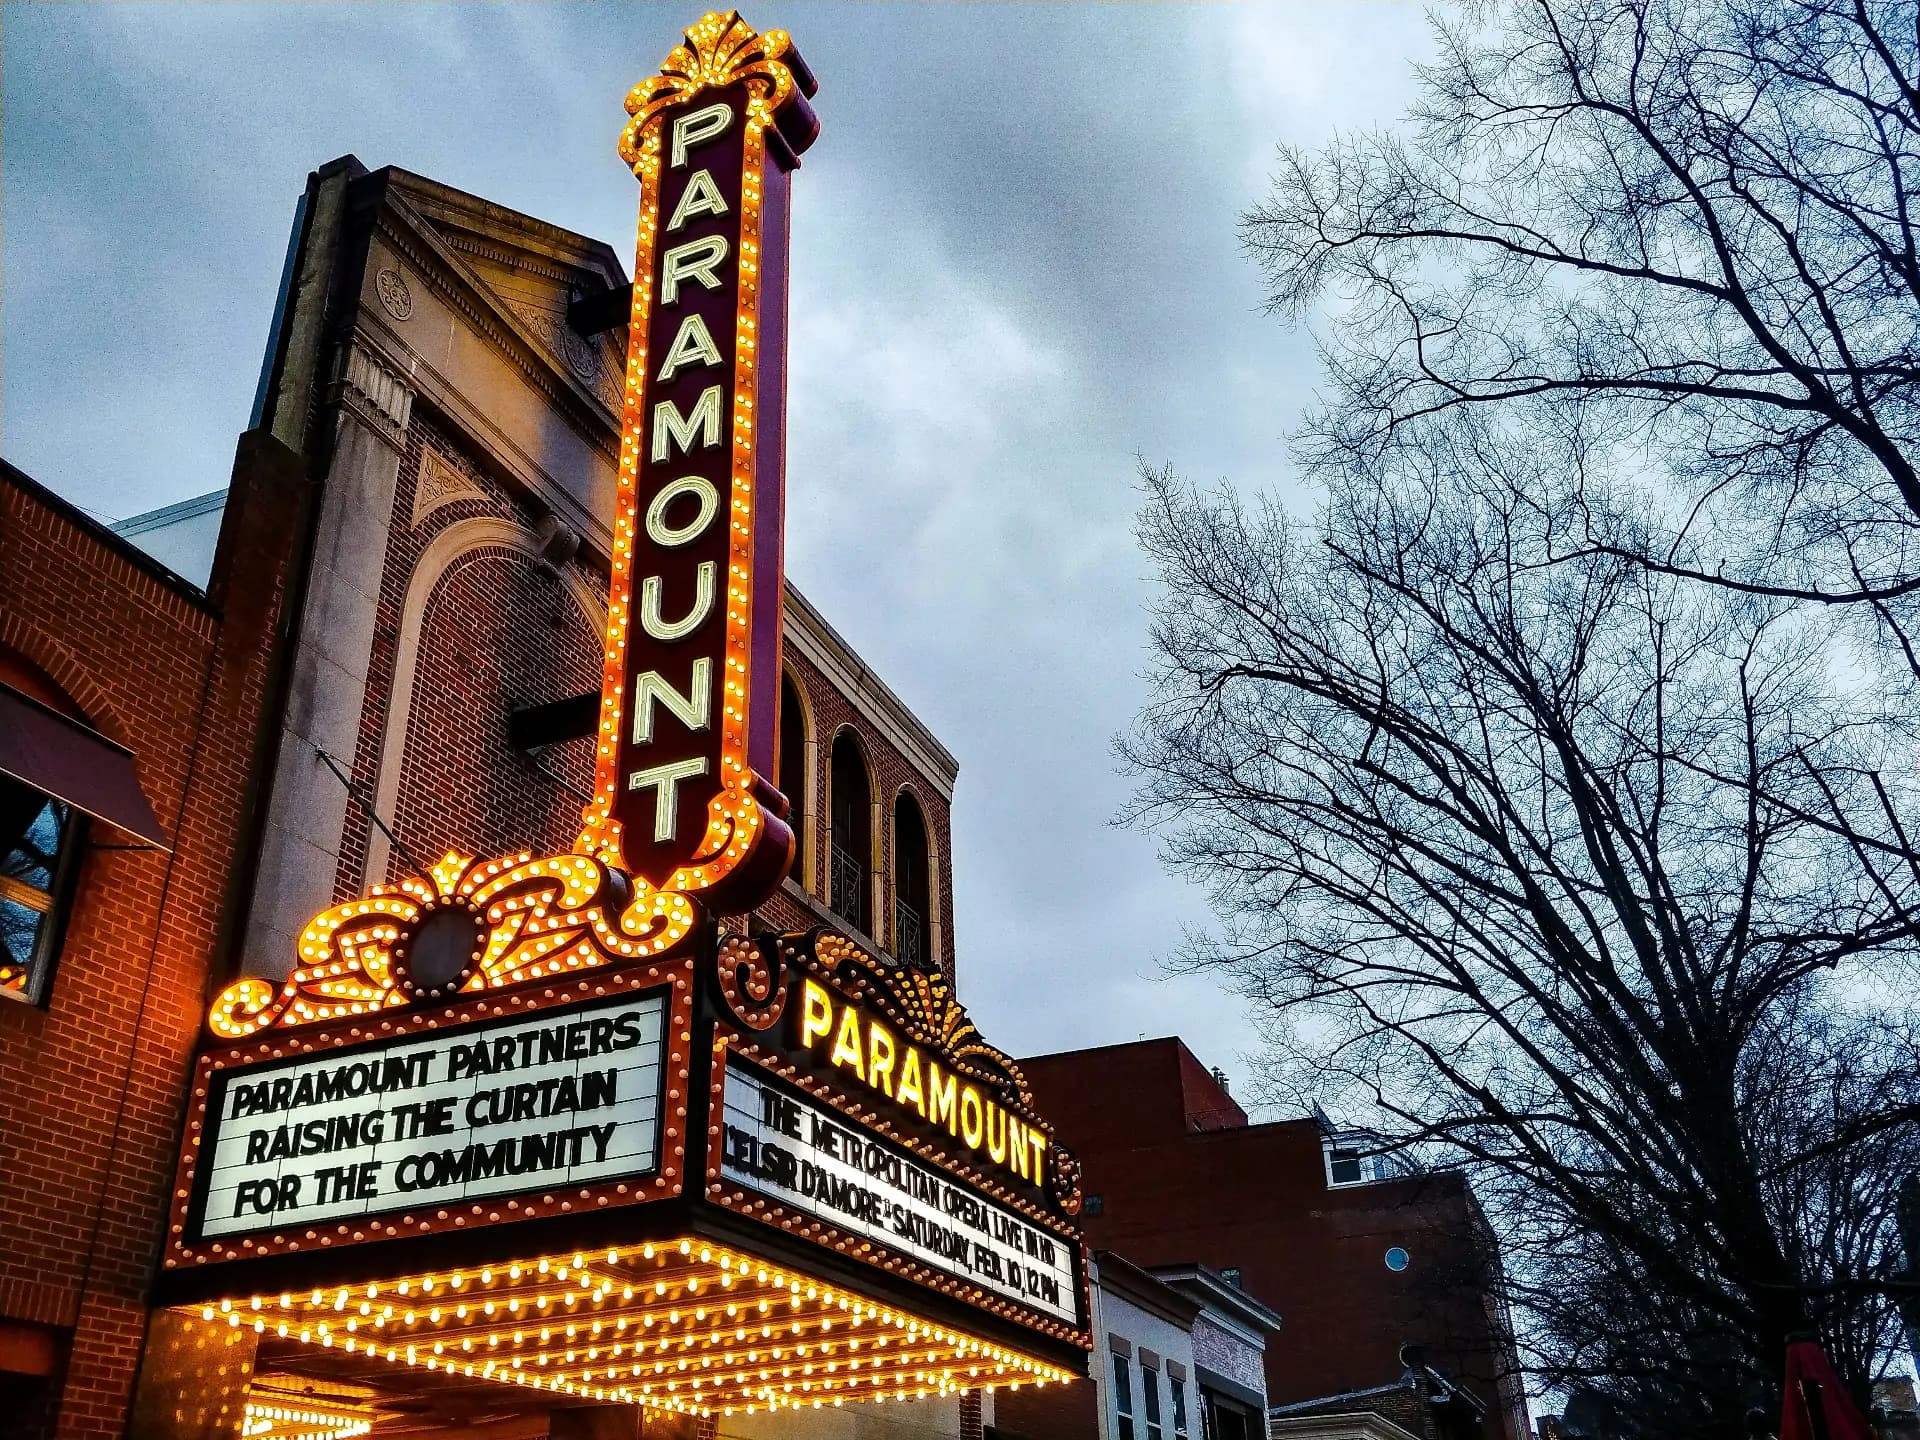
[440, 232, 590, 287]
[331, 339, 415, 449]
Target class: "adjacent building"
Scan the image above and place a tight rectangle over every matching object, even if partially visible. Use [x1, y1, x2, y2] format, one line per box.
[1, 441, 308, 1438]
[1018, 1039, 1528, 1440]
[994, 1253, 1279, 1440]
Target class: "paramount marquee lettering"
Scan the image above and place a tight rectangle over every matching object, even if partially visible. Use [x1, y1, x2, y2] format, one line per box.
[578, 15, 817, 916]
[721, 1060, 1078, 1326]
[797, 979, 1049, 1189]
[192, 996, 666, 1239]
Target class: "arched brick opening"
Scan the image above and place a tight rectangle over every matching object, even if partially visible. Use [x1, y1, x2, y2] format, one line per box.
[827, 727, 873, 936]
[387, 549, 603, 871]
[892, 787, 933, 970]
[778, 670, 813, 894]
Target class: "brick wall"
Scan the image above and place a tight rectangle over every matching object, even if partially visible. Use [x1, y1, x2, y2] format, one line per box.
[1021, 1041, 1525, 1440]
[323, 405, 958, 979]
[332, 411, 608, 894]
[0, 438, 307, 1440]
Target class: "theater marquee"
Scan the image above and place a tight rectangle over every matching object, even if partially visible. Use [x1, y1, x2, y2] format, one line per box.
[160, 18, 1089, 1417]
[194, 994, 666, 1239]
[164, 896, 1087, 1413]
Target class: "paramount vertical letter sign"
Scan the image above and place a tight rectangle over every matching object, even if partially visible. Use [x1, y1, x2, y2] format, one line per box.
[578, 11, 819, 922]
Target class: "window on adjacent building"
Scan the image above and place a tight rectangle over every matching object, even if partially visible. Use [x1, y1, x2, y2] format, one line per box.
[1204, 1395, 1256, 1440]
[892, 790, 931, 969]
[1141, 1363, 1164, 1440]
[1, 777, 83, 1006]
[778, 675, 808, 884]
[1327, 1146, 1368, 1185]
[1171, 1376, 1189, 1439]
[828, 730, 871, 934]
[1324, 1129, 1421, 1187]
[1111, 1352, 1135, 1440]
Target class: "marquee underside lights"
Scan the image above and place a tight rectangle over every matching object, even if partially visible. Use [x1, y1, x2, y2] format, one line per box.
[241, 1391, 374, 1440]
[200, 1238, 1074, 1418]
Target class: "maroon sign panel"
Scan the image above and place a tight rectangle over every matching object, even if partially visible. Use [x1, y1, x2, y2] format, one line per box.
[579, 14, 819, 917]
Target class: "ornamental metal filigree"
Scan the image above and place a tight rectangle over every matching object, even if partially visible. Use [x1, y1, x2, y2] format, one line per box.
[716, 931, 787, 1031]
[208, 849, 696, 1039]
[618, 10, 816, 170]
[1049, 1144, 1085, 1218]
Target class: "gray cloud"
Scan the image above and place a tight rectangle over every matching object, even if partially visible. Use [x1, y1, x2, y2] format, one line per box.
[1, 0, 1432, 1102]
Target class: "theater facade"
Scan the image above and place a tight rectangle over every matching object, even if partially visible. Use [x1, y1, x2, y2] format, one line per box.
[43, 10, 1087, 1439]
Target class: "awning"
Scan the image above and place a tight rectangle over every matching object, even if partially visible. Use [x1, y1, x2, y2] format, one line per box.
[0, 684, 169, 848]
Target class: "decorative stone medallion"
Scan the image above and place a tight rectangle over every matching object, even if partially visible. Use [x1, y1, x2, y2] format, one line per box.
[559, 324, 599, 383]
[376, 267, 414, 321]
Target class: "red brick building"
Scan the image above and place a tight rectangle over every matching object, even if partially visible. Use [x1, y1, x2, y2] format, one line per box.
[0, 441, 309, 1440]
[1018, 1039, 1529, 1440]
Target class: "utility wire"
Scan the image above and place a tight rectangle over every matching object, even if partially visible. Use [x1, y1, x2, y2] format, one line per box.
[312, 742, 422, 874]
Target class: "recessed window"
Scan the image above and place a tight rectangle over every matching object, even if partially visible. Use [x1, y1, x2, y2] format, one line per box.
[828, 731, 871, 934]
[892, 791, 931, 969]
[1385, 1246, 1411, 1272]
[1111, 1352, 1135, 1440]
[1327, 1148, 1367, 1185]
[1, 778, 84, 1006]
[1323, 1132, 1419, 1187]
[1171, 1376, 1189, 1439]
[1142, 1362, 1164, 1440]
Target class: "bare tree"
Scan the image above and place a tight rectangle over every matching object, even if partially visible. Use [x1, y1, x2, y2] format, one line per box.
[1246, 0, 1920, 620]
[1121, 439, 1920, 1432]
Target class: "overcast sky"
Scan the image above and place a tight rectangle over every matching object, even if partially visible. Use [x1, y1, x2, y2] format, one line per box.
[1, 1, 1432, 1104]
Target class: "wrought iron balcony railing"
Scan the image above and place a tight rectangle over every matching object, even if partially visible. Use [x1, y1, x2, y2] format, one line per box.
[828, 840, 865, 931]
[894, 900, 924, 968]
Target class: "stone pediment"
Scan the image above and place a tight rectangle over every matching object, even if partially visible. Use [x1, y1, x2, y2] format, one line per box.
[382, 168, 631, 419]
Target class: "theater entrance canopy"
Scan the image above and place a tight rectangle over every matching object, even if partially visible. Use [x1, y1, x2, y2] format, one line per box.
[157, 896, 1085, 1425]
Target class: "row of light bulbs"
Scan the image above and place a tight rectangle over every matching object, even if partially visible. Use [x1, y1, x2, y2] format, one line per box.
[211, 1238, 1075, 1417]
[241, 1398, 372, 1440]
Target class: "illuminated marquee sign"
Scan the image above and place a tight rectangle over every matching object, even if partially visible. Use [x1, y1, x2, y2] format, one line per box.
[721, 1059, 1077, 1325]
[575, 10, 820, 920]
[795, 978, 1050, 1189]
[191, 995, 665, 1241]
[707, 931, 1089, 1340]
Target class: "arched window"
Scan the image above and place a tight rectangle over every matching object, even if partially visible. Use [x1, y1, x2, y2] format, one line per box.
[828, 730, 871, 933]
[893, 791, 932, 969]
[778, 674, 808, 888]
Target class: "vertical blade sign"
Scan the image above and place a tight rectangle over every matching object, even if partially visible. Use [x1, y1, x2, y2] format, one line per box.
[580, 11, 819, 917]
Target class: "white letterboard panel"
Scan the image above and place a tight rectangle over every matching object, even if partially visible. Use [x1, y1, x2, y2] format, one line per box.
[194, 993, 666, 1239]
[720, 1059, 1080, 1327]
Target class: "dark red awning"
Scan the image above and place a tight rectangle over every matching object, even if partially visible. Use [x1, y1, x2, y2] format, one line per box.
[0, 684, 168, 848]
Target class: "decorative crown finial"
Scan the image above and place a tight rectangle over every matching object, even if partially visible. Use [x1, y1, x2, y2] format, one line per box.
[620, 10, 819, 173]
